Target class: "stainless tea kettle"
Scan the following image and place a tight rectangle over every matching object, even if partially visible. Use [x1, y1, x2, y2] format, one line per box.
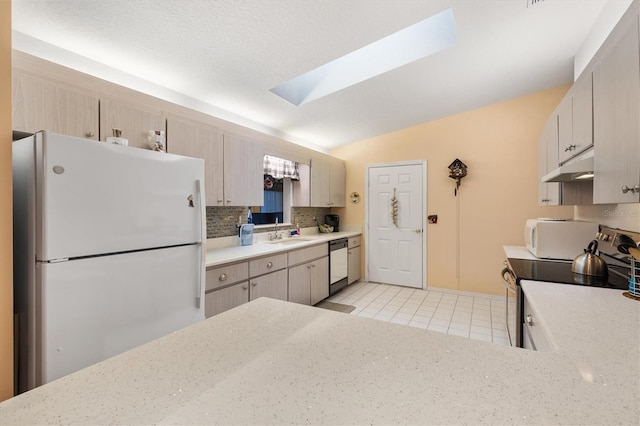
[572, 240, 608, 277]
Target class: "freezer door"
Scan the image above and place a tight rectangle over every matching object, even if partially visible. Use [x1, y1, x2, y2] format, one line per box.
[37, 245, 204, 386]
[36, 132, 205, 261]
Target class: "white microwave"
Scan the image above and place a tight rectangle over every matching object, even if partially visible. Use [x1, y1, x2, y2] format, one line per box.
[524, 219, 599, 260]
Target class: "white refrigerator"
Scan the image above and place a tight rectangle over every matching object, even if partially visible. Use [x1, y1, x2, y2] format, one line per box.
[13, 131, 206, 392]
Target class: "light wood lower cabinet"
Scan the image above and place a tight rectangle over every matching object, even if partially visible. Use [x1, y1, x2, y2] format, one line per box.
[289, 255, 329, 306]
[522, 295, 553, 352]
[205, 281, 249, 318]
[348, 246, 361, 285]
[250, 269, 288, 301]
[205, 253, 288, 317]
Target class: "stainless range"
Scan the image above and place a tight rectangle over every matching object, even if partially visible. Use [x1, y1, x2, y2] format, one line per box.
[502, 226, 639, 347]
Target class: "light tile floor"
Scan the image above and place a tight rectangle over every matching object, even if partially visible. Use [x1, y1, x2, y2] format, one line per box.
[326, 281, 510, 346]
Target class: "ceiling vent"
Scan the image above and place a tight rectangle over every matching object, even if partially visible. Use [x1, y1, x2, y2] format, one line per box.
[526, 0, 545, 7]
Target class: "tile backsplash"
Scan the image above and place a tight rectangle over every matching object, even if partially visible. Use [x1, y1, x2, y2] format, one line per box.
[206, 206, 331, 238]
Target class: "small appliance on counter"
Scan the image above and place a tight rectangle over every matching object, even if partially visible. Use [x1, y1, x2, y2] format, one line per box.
[524, 218, 599, 260]
[239, 224, 255, 246]
[325, 214, 339, 232]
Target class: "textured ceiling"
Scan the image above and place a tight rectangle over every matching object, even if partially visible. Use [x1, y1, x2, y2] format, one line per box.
[12, 0, 616, 152]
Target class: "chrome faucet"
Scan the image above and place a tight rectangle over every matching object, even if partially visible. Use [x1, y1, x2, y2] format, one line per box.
[270, 218, 282, 240]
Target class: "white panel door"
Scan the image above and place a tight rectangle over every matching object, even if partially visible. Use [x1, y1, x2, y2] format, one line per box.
[368, 163, 424, 288]
[39, 245, 203, 385]
[36, 132, 205, 261]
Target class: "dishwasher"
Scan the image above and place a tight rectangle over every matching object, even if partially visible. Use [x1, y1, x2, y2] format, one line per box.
[329, 238, 348, 295]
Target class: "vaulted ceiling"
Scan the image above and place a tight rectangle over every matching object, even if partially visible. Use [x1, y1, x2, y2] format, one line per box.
[12, 0, 620, 152]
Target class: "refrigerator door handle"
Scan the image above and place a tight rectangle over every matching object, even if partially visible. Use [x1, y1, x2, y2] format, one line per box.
[196, 179, 206, 309]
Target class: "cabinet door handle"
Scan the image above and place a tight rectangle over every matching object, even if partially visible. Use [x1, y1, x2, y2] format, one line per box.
[85, 132, 95, 138]
[266, 261, 273, 269]
[242, 284, 248, 290]
[564, 144, 576, 152]
[217, 199, 223, 203]
[525, 314, 534, 326]
[219, 273, 227, 282]
[251, 282, 257, 287]
[226, 199, 231, 203]
[621, 185, 640, 194]
[311, 264, 316, 268]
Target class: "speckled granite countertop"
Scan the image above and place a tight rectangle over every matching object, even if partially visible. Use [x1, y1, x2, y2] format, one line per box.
[205, 229, 362, 267]
[1, 288, 638, 425]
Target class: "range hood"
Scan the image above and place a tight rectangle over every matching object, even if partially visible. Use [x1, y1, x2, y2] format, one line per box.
[542, 149, 594, 183]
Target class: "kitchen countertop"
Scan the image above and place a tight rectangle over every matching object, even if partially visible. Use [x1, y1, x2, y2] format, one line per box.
[503, 245, 538, 260]
[206, 230, 361, 267]
[1, 291, 638, 424]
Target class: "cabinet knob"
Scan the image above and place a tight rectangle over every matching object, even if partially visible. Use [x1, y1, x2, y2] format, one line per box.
[621, 185, 640, 194]
[266, 261, 273, 269]
[251, 282, 257, 287]
[219, 273, 227, 282]
[311, 264, 316, 268]
[242, 284, 248, 290]
[226, 199, 231, 203]
[217, 199, 223, 203]
[85, 132, 95, 138]
[525, 314, 534, 326]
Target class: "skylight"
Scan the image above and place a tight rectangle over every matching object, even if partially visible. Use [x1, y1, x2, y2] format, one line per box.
[270, 8, 457, 106]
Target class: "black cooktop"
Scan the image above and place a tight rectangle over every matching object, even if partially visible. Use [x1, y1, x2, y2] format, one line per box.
[507, 258, 630, 290]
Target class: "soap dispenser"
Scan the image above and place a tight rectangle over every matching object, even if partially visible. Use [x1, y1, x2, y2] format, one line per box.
[239, 224, 255, 246]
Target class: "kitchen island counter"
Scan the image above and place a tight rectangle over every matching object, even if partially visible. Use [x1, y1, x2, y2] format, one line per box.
[1, 292, 638, 425]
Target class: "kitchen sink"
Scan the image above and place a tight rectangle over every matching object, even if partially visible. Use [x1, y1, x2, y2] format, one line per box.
[269, 238, 312, 245]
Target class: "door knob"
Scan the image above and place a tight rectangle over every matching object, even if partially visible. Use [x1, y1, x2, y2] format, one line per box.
[414, 228, 423, 233]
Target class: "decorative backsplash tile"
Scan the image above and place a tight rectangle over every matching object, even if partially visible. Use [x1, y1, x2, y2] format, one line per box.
[206, 206, 331, 238]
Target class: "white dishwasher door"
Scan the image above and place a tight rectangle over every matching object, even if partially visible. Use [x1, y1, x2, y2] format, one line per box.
[330, 247, 348, 284]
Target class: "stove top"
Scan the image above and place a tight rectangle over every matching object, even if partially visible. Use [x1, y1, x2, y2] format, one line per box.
[507, 257, 630, 290]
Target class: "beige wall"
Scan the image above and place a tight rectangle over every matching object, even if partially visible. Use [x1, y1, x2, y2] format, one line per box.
[1, 0, 13, 400]
[331, 85, 574, 295]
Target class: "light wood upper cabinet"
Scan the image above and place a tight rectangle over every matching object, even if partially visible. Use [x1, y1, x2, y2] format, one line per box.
[557, 73, 594, 165]
[592, 14, 640, 204]
[100, 98, 165, 150]
[310, 157, 346, 207]
[556, 97, 573, 164]
[12, 71, 99, 140]
[538, 116, 560, 206]
[571, 72, 593, 156]
[223, 134, 264, 206]
[166, 115, 224, 206]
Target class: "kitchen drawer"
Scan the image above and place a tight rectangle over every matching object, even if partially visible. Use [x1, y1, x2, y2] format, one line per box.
[206, 262, 249, 292]
[249, 253, 287, 278]
[348, 236, 361, 248]
[288, 243, 328, 267]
